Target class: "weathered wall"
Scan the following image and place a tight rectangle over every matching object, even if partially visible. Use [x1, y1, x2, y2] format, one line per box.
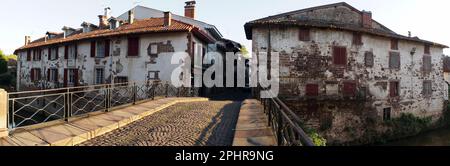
[252, 26, 448, 144]
[17, 32, 208, 90]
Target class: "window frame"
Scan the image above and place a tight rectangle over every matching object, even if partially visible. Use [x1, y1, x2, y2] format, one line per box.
[94, 68, 105, 85]
[332, 46, 347, 66]
[391, 39, 398, 50]
[383, 108, 392, 121]
[305, 84, 319, 97]
[127, 37, 140, 57]
[389, 81, 400, 97]
[299, 28, 311, 41]
[389, 52, 401, 69]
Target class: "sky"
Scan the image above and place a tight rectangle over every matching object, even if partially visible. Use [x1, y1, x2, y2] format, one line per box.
[0, 0, 449, 55]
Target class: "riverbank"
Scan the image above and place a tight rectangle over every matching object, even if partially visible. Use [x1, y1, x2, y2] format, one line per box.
[381, 127, 450, 146]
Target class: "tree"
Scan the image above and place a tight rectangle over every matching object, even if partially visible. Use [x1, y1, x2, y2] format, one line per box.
[240, 45, 250, 59]
[0, 50, 8, 74]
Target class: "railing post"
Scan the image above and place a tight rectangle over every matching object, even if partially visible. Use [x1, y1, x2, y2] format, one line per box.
[133, 82, 137, 104]
[0, 89, 8, 137]
[165, 84, 169, 98]
[64, 89, 70, 121]
[276, 109, 283, 146]
[105, 85, 111, 112]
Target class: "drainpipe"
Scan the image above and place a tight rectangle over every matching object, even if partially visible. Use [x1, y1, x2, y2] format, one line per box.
[267, 24, 272, 80]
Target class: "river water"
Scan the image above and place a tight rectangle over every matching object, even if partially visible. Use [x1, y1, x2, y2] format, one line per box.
[383, 127, 450, 146]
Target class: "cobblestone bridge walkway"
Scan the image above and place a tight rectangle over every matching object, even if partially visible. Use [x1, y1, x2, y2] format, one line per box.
[79, 91, 248, 146]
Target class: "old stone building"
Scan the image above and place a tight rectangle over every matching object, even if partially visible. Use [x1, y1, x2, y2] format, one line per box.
[245, 2, 449, 144]
[14, 1, 240, 92]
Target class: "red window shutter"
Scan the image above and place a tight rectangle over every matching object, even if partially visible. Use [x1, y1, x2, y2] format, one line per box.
[105, 39, 110, 57]
[47, 69, 50, 81]
[391, 39, 398, 50]
[27, 50, 31, 61]
[30, 69, 34, 81]
[63, 69, 68, 87]
[74, 69, 79, 86]
[64, 45, 69, 59]
[352, 33, 362, 45]
[424, 45, 430, 54]
[343, 82, 356, 96]
[90, 41, 96, 57]
[48, 48, 52, 60]
[74, 44, 78, 58]
[299, 28, 310, 41]
[390, 82, 399, 97]
[333, 46, 346, 65]
[306, 84, 319, 96]
[55, 47, 59, 59]
[128, 37, 139, 56]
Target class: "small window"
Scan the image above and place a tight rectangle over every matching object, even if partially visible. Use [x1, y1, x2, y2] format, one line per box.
[299, 28, 310, 41]
[332, 46, 347, 65]
[33, 49, 42, 61]
[67, 45, 77, 59]
[423, 81, 432, 97]
[30, 68, 41, 81]
[364, 51, 374, 67]
[95, 68, 105, 85]
[391, 39, 398, 50]
[305, 84, 319, 96]
[27, 50, 32, 61]
[68, 69, 76, 85]
[352, 32, 362, 45]
[148, 71, 160, 80]
[389, 52, 400, 69]
[423, 55, 432, 73]
[389, 81, 400, 97]
[343, 82, 357, 97]
[383, 108, 391, 121]
[128, 37, 140, 56]
[96, 41, 105, 58]
[114, 76, 128, 84]
[49, 47, 58, 60]
[424, 44, 430, 54]
[48, 69, 58, 82]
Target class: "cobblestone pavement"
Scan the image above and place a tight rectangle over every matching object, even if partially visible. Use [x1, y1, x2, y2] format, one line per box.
[79, 91, 248, 146]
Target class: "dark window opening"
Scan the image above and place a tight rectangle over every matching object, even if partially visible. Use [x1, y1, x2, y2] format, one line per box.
[423, 55, 432, 73]
[128, 37, 140, 56]
[383, 108, 391, 121]
[424, 44, 430, 54]
[391, 39, 398, 50]
[352, 32, 363, 45]
[423, 81, 432, 97]
[389, 81, 400, 97]
[364, 51, 374, 67]
[389, 52, 400, 69]
[343, 82, 357, 97]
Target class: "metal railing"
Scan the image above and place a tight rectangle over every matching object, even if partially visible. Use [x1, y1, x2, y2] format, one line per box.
[254, 87, 315, 146]
[7, 81, 199, 130]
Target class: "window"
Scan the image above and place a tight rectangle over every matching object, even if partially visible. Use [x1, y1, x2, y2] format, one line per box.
[352, 32, 362, 45]
[96, 41, 105, 58]
[389, 52, 400, 69]
[383, 108, 391, 121]
[424, 44, 430, 54]
[423, 81, 432, 97]
[332, 46, 347, 65]
[149, 44, 158, 56]
[364, 51, 374, 67]
[33, 49, 41, 61]
[148, 71, 160, 80]
[49, 47, 58, 60]
[27, 50, 31, 61]
[299, 28, 310, 41]
[128, 37, 139, 56]
[343, 82, 357, 97]
[389, 81, 400, 97]
[114, 76, 128, 84]
[95, 68, 105, 84]
[64, 69, 78, 87]
[30, 68, 41, 81]
[423, 55, 432, 73]
[47, 69, 58, 82]
[305, 84, 319, 96]
[65, 45, 77, 59]
[391, 39, 398, 50]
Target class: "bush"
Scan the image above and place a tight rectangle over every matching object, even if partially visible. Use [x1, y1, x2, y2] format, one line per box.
[386, 113, 432, 137]
[0, 74, 12, 85]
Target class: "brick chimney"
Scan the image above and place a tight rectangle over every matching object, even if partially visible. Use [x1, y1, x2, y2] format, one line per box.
[164, 12, 172, 27]
[361, 10, 372, 29]
[128, 10, 135, 24]
[184, 1, 196, 19]
[24, 36, 31, 46]
[98, 15, 109, 29]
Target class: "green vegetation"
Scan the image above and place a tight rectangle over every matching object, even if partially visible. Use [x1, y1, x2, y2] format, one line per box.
[303, 126, 327, 146]
[240, 46, 250, 59]
[385, 113, 432, 139]
[0, 49, 17, 91]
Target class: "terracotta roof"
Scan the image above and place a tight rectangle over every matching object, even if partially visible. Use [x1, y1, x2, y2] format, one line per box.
[15, 18, 215, 53]
[244, 2, 448, 48]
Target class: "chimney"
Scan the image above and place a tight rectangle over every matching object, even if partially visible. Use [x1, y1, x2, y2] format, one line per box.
[24, 36, 31, 46]
[184, 1, 196, 19]
[128, 10, 135, 24]
[361, 10, 372, 29]
[98, 15, 109, 29]
[104, 7, 111, 19]
[164, 12, 172, 27]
